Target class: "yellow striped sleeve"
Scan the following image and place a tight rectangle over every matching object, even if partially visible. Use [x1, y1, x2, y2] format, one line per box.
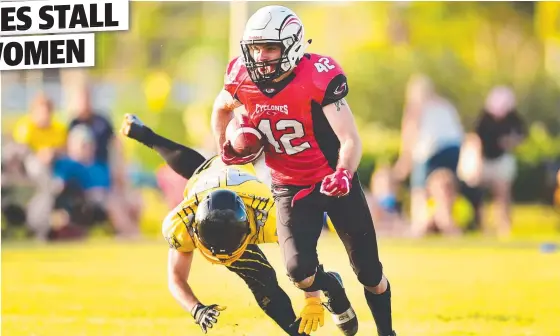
[161, 198, 198, 253]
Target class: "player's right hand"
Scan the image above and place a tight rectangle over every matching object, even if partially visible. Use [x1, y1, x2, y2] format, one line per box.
[191, 303, 227, 334]
[320, 168, 353, 197]
[221, 140, 262, 165]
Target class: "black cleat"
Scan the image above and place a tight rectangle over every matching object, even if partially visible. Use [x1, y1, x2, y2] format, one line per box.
[322, 271, 359, 336]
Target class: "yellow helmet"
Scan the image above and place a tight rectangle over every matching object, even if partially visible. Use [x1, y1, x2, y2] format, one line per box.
[192, 189, 255, 266]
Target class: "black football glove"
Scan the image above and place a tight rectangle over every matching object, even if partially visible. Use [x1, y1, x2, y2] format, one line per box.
[190, 303, 227, 334]
[120, 113, 154, 147]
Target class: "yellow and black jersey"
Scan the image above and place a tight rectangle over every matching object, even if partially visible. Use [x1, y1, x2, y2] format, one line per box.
[162, 156, 278, 263]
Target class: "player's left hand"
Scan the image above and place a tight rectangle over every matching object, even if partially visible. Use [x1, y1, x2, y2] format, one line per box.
[191, 303, 227, 334]
[320, 168, 353, 197]
[298, 297, 325, 334]
[220, 140, 262, 165]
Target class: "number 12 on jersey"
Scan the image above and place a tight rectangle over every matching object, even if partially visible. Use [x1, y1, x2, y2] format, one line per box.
[257, 119, 311, 155]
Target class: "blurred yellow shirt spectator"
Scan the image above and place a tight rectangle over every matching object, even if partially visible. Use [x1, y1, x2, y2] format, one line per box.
[12, 93, 67, 153]
[12, 115, 67, 153]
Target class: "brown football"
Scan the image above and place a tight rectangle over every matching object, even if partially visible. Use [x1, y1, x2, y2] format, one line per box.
[225, 116, 264, 157]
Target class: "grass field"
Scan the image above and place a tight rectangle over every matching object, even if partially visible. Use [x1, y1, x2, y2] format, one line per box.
[3, 232, 560, 336]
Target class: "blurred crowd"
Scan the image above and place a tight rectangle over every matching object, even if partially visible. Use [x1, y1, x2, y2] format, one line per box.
[2, 87, 142, 241]
[371, 75, 530, 238]
[2, 75, 559, 242]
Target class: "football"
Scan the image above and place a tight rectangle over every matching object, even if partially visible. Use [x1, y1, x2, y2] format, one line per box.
[225, 115, 264, 157]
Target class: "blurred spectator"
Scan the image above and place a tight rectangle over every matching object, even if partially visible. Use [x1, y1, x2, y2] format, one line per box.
[470, 86, 527, 236]
[10, 93, 67, 184]
[12, 93, 67, 156]
[368, 164, 408, 236]
[67, 86, 128, 191]
[456, 134, 486, 231]
[68, 87, 114, 164]
[394, 74, 464, 237]
[55, 125, 112, 201]
[66, 86, 142, 237]
[1, 93, 67, 238]
[24, 125, 96, 240]
[38, 125, 140, 239]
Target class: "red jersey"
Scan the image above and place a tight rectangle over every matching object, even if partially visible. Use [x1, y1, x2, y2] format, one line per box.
[224, 53, 349, 186]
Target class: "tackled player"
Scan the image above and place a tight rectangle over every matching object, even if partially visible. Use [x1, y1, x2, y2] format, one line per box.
[120, 115, 326, 335]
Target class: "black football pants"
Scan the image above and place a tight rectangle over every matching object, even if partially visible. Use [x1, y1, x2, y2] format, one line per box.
[274, 174, 384, 287]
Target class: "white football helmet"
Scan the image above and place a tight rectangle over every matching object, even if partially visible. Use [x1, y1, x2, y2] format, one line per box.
[240, 5, 310, 84]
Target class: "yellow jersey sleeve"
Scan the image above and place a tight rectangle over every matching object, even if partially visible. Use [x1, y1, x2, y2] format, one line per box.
[161, 197, 199, 253]
[239, 190, 278, 245]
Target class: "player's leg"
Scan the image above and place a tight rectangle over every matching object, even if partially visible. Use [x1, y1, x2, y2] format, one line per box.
[120, 114, 206, 179]
[226, 244, 304, 336]
[327, 176, 395, 336]
[275, 186, 357, 335]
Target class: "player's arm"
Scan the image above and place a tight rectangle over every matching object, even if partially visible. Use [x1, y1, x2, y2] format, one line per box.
[322, 98, 362, 174]
[120, 114, 206, 180]
[168, 249, 199, 312]
[165, 201, 226, 334]
[168, 249, 226, 334]
[210, 90, 241, 151]
[319, 71, 362, 197]
[212, 91, 262, 165]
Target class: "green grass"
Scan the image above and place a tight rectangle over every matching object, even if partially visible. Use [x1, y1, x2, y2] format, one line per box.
[3, 233, 560, 336]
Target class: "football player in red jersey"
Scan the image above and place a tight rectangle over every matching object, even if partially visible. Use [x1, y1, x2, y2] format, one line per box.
[211, 5, 396, 336]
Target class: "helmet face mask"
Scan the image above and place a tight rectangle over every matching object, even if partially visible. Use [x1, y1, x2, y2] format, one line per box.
[193, 189, 252, 265]
[241, 40, 295, 83]
[240, 6, 306, 84]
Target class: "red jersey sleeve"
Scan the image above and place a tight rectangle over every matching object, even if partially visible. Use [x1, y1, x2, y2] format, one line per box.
[308, 54, 349, 106]
[223, 56, 245, 101]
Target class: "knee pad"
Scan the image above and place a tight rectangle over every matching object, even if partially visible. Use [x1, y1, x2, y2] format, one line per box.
[355, 260, 384, 288]
[364, 277, 390, 295]
[285, 255, 318, 286]
[294, 275, 316, 292]
[297, 265, 329, 293]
